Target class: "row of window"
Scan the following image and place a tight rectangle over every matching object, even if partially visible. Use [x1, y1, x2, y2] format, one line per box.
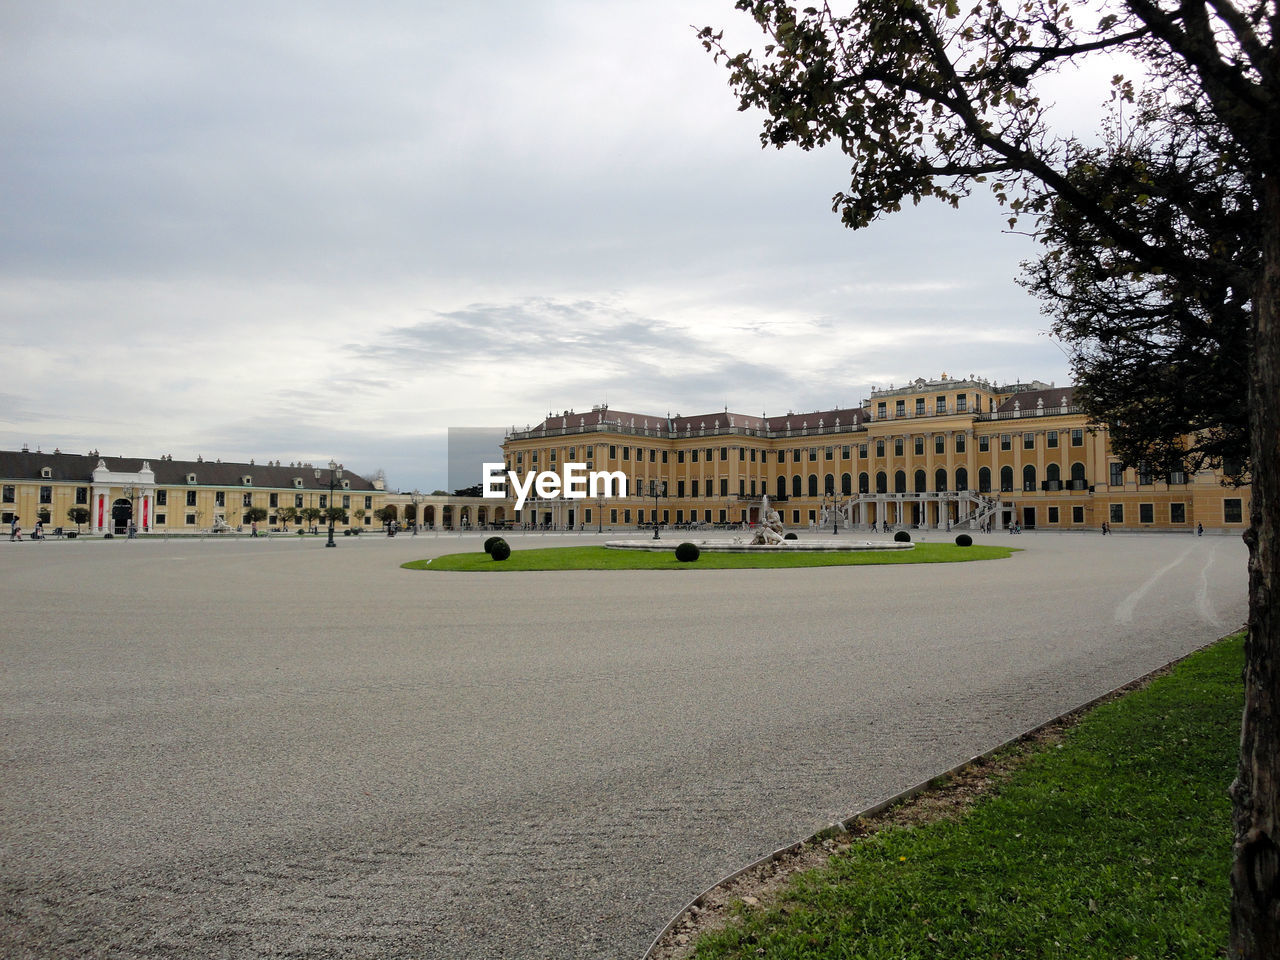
[0, 486, 376, 514]
[1107, 463, 1189, 486]
[0, 486, 376, 510]
[1105, 500, 1243, 524]
[3, 485, 89, 504]
[569, 498, 1245, 527]
[875, 393, 981, 418]
[565, 463, 1093, 499]
[833, 464, 1087, 496]
[514, 429, 1088, 470]
[163, 513, 377, 526]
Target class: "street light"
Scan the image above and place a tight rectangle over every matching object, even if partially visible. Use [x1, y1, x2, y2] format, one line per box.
[596, 494, 605, 533]
[121, 484, 136, 537]
[648, 479, 666, 539]
[824, 482, 841, 535]
[314, 460, 343, 547]
[410, 489, 421, 535]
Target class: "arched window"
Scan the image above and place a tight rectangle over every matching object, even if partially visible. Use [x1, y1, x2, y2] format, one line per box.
[1070, 462, 1086, 489]
[1045, 463, 1060, 490]
[955, 467, 968, 491]
[859, 472, 870, 494]
[841, 472, 852, 495]
[1000, 466, 1014, 492]
[792, 474, 802, 497]
[935, 468, 948, 492]
[777, 476, 787, 500]
[894, 470, 907, 493]
[875, 471, 887, 494]
[1023, 464, 1037, 491]
[808, 474, 818, 497]
[978, 467, 991, 493]
[825, 473, 835, 495]
[914, 469, 927, 493]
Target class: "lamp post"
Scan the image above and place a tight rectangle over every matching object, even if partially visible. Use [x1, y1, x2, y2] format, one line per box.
[410, 489, 421, 535]
[824, 483, 841, 535]
[596, 494, 605, 533]
[649, 480, 665, 539]
[314, 460, 343, 547]
[121, 484, 136, 537]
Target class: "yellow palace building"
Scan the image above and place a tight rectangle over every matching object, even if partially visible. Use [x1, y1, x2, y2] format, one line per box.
[1, 448, 385, 536]
[500, 375, 1251, 533]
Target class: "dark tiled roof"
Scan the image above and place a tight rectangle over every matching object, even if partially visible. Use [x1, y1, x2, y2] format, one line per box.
[995, 386, 1076, 414]
[529, 405, 866, 436]
[762, 407, 866, 432]
[0, 450, 378, 491]
[538, 409, 667, 432]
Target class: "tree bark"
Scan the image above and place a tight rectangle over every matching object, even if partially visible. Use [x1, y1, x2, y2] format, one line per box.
[1230, 172, 1280, 958]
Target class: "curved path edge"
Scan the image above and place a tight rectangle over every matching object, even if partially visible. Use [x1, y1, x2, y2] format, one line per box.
[640, 634, 1236, 959]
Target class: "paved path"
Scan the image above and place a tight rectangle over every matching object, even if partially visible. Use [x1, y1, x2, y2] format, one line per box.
[1, 531, 1248, 959]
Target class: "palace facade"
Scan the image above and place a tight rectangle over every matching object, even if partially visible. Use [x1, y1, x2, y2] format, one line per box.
[500, 375, 1252, 533]
[0, 449, 386, 535]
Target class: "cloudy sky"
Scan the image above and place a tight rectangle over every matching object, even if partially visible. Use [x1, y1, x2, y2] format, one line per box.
[2, 1, 1101, 492]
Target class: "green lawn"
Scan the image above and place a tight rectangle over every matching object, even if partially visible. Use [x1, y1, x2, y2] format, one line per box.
[688, 634, 1243, 959]
[402, 542, 1014, 571]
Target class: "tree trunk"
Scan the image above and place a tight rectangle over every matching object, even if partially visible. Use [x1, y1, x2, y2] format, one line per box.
[1230, 174, 1280, 958]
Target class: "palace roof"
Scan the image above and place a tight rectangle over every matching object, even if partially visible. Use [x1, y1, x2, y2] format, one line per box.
[521, 404, 867, 437]
[0, 450, 379, 491]
[994, 386, 1076, 414]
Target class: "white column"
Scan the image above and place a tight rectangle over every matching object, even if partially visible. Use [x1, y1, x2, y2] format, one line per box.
[92, 486, 109, 534]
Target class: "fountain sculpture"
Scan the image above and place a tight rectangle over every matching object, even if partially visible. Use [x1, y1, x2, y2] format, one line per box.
[749, 494, 786, 545]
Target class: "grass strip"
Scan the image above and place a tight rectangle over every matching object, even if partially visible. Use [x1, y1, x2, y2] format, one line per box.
[686, 633, 1243, 959]
[403, 542, 1013, 572]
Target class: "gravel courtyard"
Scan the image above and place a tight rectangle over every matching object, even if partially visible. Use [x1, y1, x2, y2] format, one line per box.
[1, 530, 1248, 959]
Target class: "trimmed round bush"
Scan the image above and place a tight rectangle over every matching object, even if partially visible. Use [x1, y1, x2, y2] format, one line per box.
[783, 532, 798, 540]
[484, 535, 505, 555]
[894, 530, 912, 542]
[489, 540, 511, 561]
[955, 533, 973, 547]
[675, 541, 701, 562]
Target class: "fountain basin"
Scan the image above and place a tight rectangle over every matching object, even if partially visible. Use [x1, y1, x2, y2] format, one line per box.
[604, 538, 913, 553]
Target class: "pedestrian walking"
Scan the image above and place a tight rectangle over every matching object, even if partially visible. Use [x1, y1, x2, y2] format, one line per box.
[33, 519, 43, 540]
[1197, 522, 1204, 536]
[10, 516, 22, 541]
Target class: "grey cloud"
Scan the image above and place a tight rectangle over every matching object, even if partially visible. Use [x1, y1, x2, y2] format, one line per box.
[351, 298, 708, 370]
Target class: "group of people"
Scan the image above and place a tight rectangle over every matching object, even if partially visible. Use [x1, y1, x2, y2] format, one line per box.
[8, 517, 44, 541]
